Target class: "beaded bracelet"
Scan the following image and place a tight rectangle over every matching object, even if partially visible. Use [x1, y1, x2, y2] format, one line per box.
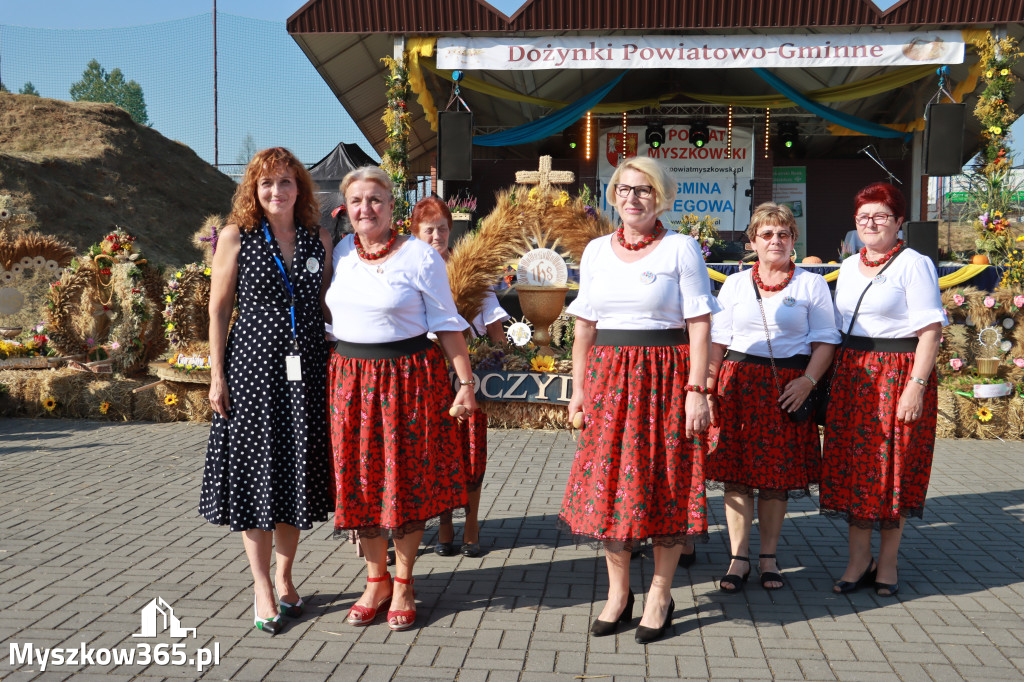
[684, 384, 709, 394]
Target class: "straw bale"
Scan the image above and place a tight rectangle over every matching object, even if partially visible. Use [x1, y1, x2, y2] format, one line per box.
[935, 386, 959, 438]
[482, 399, 568, 429]
[953, 392, 1011, 439]
[1008, 396, 1024, 439]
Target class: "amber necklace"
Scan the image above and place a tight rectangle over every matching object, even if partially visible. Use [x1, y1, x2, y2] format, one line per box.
[860, 239, 903, 267]
[752, 260, 795, 292]
[355, 229, 397, 261]
[616, 220, 663, 251]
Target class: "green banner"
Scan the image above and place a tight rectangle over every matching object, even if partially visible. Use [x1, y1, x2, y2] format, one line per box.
[773, 167, 806, 183]
[946, 190, 1024, 203]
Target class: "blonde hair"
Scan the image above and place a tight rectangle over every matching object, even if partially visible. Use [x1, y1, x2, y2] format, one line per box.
[340, 165, 393, 197]
[746, 202, 798, 242]
[608, 157, 675, 215]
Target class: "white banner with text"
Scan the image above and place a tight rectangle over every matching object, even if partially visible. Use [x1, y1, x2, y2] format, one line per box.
[437, 32, 964, 70]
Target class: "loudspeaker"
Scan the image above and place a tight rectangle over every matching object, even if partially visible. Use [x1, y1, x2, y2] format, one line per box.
[904, 220, 939, 266]
[923, 103, 965, 176]
[438, 111, 473, 181]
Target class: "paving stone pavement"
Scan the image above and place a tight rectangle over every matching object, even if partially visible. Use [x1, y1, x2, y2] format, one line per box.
[0, 418, 1023, 681]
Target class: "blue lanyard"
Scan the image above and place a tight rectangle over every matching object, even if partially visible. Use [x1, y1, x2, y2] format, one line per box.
[262, 220, 298, 344]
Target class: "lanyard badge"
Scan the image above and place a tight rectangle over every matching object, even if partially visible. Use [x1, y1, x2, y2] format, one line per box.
[263, 220, 302, 380]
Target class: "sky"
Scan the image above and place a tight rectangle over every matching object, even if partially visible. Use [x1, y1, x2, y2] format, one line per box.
[0, 0, 1007, 174]
[0, 0, 532, 27]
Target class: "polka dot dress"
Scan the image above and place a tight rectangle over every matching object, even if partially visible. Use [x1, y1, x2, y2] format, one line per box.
[199, 224, 334, 532]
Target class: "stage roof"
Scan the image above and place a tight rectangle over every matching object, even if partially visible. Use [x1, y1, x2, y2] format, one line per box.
[287, 1, 1024, 173]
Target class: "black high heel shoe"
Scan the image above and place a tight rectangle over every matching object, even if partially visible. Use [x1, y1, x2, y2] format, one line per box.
[833, 558, 877, 594]
[590, 591, 634, 637]
[678, 547, 697, 569]
[634, 598, 674, 644]
[874, 580, 899, 597]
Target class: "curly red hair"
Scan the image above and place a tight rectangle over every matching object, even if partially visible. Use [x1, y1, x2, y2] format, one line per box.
[228, 147, 320, 234]
[854, 182, 906, 221]
[409, 195, 453, 236]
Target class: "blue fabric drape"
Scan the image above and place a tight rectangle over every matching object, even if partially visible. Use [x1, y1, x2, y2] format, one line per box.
[473, 72, 627, 147]
[753, 68, 912, 143]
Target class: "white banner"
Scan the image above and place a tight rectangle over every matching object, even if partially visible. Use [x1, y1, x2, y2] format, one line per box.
[438, 31, 964, 70]
[597, 125, 753, 239]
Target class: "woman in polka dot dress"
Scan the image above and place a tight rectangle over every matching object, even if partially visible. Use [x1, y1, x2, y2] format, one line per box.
[200, 147, 335, 636]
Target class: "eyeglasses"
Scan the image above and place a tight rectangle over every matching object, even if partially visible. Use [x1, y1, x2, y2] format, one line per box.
[854, 213, 896, 225]
[614, 184, 654, 199]
[756, 230, 794, 241]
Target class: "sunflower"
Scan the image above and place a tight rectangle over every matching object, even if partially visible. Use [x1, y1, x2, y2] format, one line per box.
[164, 394, 179, 406]
[530, 355, 555, 372]
[99, 401, 111, 415]
[976, 407, 993, 423]
[42, 397, 57, 411]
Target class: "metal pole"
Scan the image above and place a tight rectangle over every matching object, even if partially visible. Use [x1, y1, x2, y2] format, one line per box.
[213, 0, 219, 167]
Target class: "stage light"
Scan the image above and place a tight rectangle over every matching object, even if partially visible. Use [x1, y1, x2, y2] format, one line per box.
[567, 132, 578, 150]
[645, 122, 666, 149]
[689, 121, 709, 148]
[779, 121, 799, 149]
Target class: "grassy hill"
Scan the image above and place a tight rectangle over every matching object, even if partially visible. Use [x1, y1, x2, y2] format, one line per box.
[0, 92, 235, 266]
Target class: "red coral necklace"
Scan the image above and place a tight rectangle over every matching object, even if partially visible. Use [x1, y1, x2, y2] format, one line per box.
[753, 260, 795, 292]
[860, 239, 903, 267]
[617, 220, 663, 251]
[356, 229, 397, 261]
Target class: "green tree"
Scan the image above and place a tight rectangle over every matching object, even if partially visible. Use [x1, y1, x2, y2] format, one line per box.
[19, 82, 40, 96]
[0, 81, 8, 93]
[69, 59, 149, 125]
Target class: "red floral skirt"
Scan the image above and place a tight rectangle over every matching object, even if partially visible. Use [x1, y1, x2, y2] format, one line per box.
[456, 410, 487, 491]
[820, 348, 937, 528]
[558, 344, 708, 548]
[328, 345, 468, 535]
[707, 359, 821, 497]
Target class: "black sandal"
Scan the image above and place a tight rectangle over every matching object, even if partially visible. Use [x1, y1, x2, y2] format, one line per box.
[718, 555, 750, 593]
[759, 553, 785, 590]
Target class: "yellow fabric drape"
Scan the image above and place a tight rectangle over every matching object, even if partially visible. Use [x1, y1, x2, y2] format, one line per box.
[827, 58, 983, 137]
[938, 264, 991, 288]
[687, 65, 936, 109]
[406, 37, 440, 131]
[421, 56, 936, 113]
[707, 263, 990, 289]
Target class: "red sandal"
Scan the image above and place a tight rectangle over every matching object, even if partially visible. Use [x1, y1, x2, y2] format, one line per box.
[346, 572, 392, 626]
[387, 576, 416, 631]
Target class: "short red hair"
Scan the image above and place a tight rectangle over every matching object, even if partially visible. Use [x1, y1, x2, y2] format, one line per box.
[854, 182, 906, 220]
[409, 195, 452, 236]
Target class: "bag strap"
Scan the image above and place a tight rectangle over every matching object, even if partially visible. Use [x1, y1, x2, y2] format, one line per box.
[821, 244, 907, 393]
[750, 271, 786, 402]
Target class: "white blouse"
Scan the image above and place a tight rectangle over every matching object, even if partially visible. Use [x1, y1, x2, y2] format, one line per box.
[325, 235, 468, 343]
[566, 232, 722, 329]
[470, 289, 509, 337]
[712, 267, 840, 358]
[834, 248, 947, 338]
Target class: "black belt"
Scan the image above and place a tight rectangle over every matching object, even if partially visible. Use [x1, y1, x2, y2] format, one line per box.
[594, 328, 689, 347]
[333, 333, 432, 360]
[843, 334, 917, 353]
[725, 351, 810, 370]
